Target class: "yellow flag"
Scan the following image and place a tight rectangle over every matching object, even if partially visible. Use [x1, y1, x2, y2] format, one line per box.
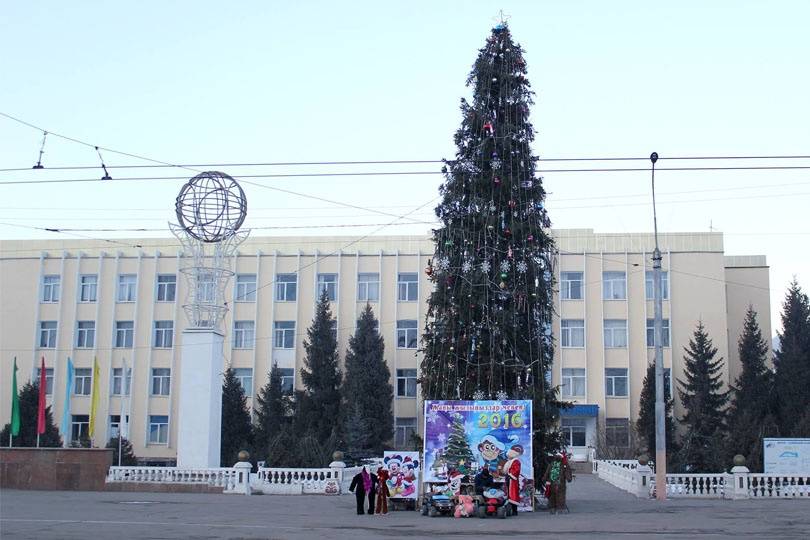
[88, 357, 101, 439]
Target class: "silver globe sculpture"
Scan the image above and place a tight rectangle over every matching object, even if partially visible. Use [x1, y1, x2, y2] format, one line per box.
[170, 171, 249, 330]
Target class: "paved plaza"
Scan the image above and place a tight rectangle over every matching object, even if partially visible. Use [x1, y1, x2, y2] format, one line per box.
[1, 475, 808, 539]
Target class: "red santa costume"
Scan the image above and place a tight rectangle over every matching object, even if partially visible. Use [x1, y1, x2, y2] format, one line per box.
[502, 444, 524, 510]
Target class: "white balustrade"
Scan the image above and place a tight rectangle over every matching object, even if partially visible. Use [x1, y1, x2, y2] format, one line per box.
[256, 467, 342, 495]
[748, 474, 810, 498]
[106, 466, 239, 492]
[661, 473, 727, 498]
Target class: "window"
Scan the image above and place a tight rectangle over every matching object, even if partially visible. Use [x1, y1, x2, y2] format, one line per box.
[111, 367, 132, 396]
[398, 273, 418, 302]
[397, 320, 418, 349]
[317, 273, 338, 301]
[156, 274, 176, 302]
[395, 417, 417, 447]
[151, 368, 171, 396]
[235, 274, 257, 302]
[275, 273, 297, 302]
[561, 418, 587, 447]
[561, 368, 586, 397]
[117, 274, 137, 302]
[109, 415, 129, 439]
[42, 275, 60, 302]
[274, 321, 295, 349]
[148, 415, 169, 444]
[603, 319, 628, 348]
[279, 368, 294, 394]
[645, 271, 670, 300]
[605, 368, 629, 397]
[79, 275, 98, 302]
[115, 321, 134, 348]
[76, 321, 95, 348]
[233, 320, 255, 349]
[602, 271, 626, 300]
[74, 368, 92, 396]
[153, 320, 174, 348]
[560, 271, 583, 300]
[397, 369, 417, 397]
[71, 414, 89, 443]
[357, 273, 380, 302]
[646, 319, 671, 347]
[32, 367, 54, 395]
[561, 319, 585, 348]
[605, 418, 630, 447]
[197, 272, 215, 303]
[38, 321, 57, 348]
[330, 319, 338, 342]
[234, 368, 253, 397]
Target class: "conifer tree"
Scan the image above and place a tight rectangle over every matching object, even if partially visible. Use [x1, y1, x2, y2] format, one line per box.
[1, 381, 62, 447]
[773, 280, 810, 436]
[635, 361, 676, 459]
[341, 304, 393, 454]
[444, 413, 475, 469]
[725, 307, 778, 470]
[343, 402, 373, 459]
[676, 322, 729, 472]
[296, 290, 342, 445]
[220, 367, 253, 466]
[106, 436, 138, 466]
[419, 22, 564, 477]
[254, 363, 292, 463]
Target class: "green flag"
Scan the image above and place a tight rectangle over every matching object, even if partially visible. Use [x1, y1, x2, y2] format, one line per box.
[11, 357, 21, 437]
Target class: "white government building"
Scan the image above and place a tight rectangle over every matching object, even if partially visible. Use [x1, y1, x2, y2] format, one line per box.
[0, 229, 770, 463]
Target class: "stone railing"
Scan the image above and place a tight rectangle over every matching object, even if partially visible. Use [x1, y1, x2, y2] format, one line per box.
[594, 459, 652, 497]
[106, 466, 242, 493]
[255, 467, 342, 495]
[747, 474, 810, 498]
[662, 473, 727, 498]
[592, 459, 642, 474]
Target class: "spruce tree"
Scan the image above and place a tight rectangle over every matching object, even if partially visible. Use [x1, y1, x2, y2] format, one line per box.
[341, 304, 393, 454]
[0, 381, 62, 447]
[296, 290, 342, 445]
[419, 22, 564, 478]
[676, 322, 729, 472]
[635, 361, 676, 459]
[220, 367, 253, 466]
[725, 307, 778, 470]
[444, 413, 475, 470]
[106, 436, 138, 466]
[773, 280, 810, 436]
[343, 402, 373, 460]
[254, 363, 292, 463]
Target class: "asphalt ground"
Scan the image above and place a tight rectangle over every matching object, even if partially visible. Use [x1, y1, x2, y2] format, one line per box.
[1, 474, 808, 539]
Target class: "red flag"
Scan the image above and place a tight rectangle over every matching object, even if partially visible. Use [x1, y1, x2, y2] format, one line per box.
[37, 357, 46, 435]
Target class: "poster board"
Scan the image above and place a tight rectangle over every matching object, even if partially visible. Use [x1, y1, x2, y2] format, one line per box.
[764, 438, 810, 474]
[423, 400, 534, 511]
[383, 451, 420, 500]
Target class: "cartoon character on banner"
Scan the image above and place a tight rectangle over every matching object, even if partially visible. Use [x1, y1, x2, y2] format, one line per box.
[477, 431, 518, 478]
[385, 454, 420, 498]
[400, 455, 419, 497]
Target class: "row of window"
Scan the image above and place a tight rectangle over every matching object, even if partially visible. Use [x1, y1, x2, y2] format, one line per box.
[560, 271, 670, 301]
[560, 367, 672, 398]
[560, 417, 631, 448]
[40, 272, 422, 304]
[38, 320, 175, 349]
[560, 319, 671, 348]
[69, 414, 168, 444]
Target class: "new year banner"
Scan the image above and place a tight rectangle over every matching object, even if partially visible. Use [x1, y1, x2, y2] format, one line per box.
[383, 451, 420, 500]
[423, 400, 534, 511]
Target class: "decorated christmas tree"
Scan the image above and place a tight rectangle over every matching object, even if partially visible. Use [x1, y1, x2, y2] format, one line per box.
[419, 22, 565, 473]
[443, 413, 475, 471]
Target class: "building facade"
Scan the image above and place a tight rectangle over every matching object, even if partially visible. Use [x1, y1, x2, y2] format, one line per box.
[0, 230, 770, 463]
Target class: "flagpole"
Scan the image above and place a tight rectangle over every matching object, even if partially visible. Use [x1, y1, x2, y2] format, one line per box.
[118, 435, 122, 467]
[37, 434, 40, 448]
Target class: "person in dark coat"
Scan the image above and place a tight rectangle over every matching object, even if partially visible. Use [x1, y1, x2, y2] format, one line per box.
[474, 467, 495, 495]
[349, 467, 378, 515]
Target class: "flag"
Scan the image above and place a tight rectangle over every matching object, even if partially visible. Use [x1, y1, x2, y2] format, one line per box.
[37, 357, 46, 435]
[60, 357, 74, 440]
[88, 357, 100, 438]
[10, 357, 20, 437]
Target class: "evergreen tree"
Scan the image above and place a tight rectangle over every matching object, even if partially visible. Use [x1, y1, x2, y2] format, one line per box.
[1, 381, 62, 447]
[773, 280, 810, 436]
[106, 436, 138, 466]
[220, 367, 253, 466]
[296, 290, 342, 445]
[343, 402, 373, 460]
[254, 363, 292, 463]
[635, 361, 676, 459]
[341, 304, 393, 454]
[676, 322, 729, 472]
[444, 413, 475, 470]
[725, 307, 778, 470]
[418, 22, 565, 478]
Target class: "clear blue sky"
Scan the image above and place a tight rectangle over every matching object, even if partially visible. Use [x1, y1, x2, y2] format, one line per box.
[1, 1, 808, 334]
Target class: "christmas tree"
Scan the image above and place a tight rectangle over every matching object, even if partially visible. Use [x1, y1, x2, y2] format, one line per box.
[419, 22, 564, 473]
[443, 413, 474, 470]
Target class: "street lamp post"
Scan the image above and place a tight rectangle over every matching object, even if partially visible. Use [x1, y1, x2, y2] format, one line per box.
[650, 151, 667, 501]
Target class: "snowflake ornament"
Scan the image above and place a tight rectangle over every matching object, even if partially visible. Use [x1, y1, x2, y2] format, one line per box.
[427, 410, 440, 424]
[436, 257, 450, 271]
[533, 256, 544, 267]
[499, 260, 511, 273]
[480, 260, 491, 273]
[495, 390, 509, 401]
[462, 260, 472, 273]
[472, 389, 486, 401]
[516, 260, 528, 274]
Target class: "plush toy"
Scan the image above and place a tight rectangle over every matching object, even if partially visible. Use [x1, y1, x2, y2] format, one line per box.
[454, 494, 475, 518]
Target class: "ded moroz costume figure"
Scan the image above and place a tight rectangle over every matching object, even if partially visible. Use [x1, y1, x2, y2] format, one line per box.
[502, 444, 524, 514]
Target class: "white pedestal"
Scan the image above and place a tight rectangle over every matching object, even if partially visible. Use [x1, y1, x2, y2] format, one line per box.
[177, 329, 224, 468]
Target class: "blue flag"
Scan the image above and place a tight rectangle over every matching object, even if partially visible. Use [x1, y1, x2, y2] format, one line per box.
[60, 357, 74, 443]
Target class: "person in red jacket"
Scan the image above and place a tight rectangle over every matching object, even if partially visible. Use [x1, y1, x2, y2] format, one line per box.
[502, 444, 524, 515]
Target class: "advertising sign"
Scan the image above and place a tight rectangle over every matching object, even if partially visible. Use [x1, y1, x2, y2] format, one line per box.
[423, 400, 534, 511]
[383, 451, 420, 500]
[764, 438, 810, 474]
